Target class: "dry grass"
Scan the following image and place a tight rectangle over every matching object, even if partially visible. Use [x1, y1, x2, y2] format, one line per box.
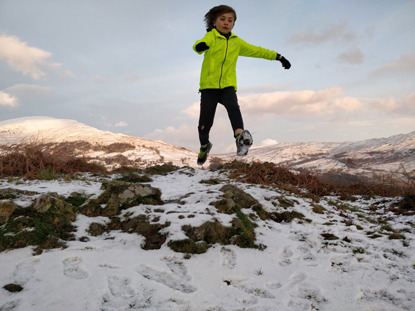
[0, 144, 107, 179]
[220, 160, 414, 198]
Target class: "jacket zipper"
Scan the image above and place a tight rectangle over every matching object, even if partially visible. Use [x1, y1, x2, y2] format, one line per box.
[218, 38, 229, 89]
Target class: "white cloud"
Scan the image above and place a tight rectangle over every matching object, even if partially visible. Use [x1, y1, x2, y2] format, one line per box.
[0, 34, 63, 80]
[259, 138, 278, 146]
[182, 102, 199, 119]
[365, 97, 397, 113]
[332, 97, 362, 112]
[0, 91, 18, 107]
[238, 87, 344, 116]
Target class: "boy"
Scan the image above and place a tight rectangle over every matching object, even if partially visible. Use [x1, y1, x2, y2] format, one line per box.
[194, 5, 291, 165]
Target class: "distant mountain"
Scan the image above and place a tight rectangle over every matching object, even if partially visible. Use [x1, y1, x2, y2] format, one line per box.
[1, 116, 414, 178]
[219, 131, 415, 178]
[0, 116, 197, 169]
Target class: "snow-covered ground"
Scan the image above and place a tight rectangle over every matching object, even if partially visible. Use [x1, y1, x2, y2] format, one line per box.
[0, 167, 414, 311]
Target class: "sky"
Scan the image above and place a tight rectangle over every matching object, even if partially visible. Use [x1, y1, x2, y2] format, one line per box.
[1, 0, 414, 153]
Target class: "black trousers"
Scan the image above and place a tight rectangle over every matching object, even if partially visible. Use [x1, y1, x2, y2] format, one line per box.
[198, 87, 244, 146]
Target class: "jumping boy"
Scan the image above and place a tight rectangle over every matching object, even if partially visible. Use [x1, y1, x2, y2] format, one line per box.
[193, 5, 291, 165]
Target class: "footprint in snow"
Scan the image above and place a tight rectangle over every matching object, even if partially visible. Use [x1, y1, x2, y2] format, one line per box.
[278, 246, 293, 266]
[220, 247, 237, 269]
[62, 256, 89, 279]
[102, 275, 152, 310]
[137, 258, 196, 293]
[297, 244, 318, 265]
[162, 256, 192, 281]
[107, 275, 135, 298]
[288, 272, 307, 287]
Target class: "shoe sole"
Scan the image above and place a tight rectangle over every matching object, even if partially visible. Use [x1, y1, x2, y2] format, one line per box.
[197, 143, 212, 165]
[236, 130, 253, 156]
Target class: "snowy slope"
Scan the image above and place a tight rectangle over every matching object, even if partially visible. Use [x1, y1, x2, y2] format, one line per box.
[0, 168, 414, 311]
[0, 117, 198, 169]
[220, 133, 415, 178]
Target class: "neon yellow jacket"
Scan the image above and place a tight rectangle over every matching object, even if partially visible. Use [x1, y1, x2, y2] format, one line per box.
[193, 28, 278, 91]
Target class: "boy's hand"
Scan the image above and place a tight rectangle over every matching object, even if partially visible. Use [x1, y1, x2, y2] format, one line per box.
[195, 42, 209, 52]
[278, 55, 291, 69]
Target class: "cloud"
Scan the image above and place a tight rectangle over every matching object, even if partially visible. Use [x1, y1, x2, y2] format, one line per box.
[182, 102, 199, 119]
[371, 53, 415, 77]
[182, 88, 415, 124]
[0, 34, 63, 80]
[259, 138, 278, 147]
[287, 22, 355, 45]
[0, 91, 18, 107]
[338, 48, 364, 64]
[363, 93, 415, 116]
[332, 97, 362, 112]
[366, 97, 397, 113]
[344, 93, 415, 117]
[238, 87, 345, 116]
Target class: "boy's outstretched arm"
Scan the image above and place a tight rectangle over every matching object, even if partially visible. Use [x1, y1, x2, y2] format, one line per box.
[238, 39, 291, 69]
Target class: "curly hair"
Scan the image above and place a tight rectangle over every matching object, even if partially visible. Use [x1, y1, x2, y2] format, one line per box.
[204, 5, 237, 32]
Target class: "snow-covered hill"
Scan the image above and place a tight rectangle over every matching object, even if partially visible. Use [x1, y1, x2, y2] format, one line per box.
[1, 116, 414, 178]
[0, 117, 197, 169]
[219, 132, 415, 178]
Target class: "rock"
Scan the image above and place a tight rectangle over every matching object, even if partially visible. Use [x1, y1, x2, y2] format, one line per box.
[33, 192, 60, 213]
[86, 181, 163, 216]
[3, 283, 23, 293]
[33, 192, 76, 222]
[219, 185, 259, 209]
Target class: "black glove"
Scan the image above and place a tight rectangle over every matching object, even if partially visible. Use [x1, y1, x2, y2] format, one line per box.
[195, 42, 209, 52]
[278, 55, 291, 69]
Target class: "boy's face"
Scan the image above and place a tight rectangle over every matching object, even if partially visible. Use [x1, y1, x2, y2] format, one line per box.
[213, 13, 235, 34]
